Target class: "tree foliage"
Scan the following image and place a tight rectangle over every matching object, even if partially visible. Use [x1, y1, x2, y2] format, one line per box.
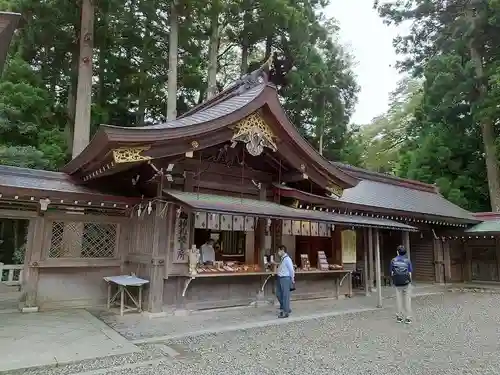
[355, 0, 500, 212]
[0, 0, 359, 170]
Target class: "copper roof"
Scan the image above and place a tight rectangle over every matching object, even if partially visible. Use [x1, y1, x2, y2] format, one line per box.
[0, 165, 137, 205]
[0, 12, 21, 75]
[163, 190, 418, 231]
[332, 162, 476, 222]
[112, 84, 266, 131]
[63, 77, 358, 189]
[465, 220, 500, 234]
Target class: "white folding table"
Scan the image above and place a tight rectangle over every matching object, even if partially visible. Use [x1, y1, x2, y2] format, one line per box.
[103, 275, 149, 316]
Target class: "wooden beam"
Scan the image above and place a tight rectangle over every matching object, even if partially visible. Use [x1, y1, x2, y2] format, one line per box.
[281, 171, 306, 183]
[177, 158, 274, 182]
[0, 209, 38, 219]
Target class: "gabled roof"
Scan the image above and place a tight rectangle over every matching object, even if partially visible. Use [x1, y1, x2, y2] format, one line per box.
[0, 12, 21, 75]
[62, 67, 358, 190]
[466, 213, 500, 233]
[332, 162, 477, 223]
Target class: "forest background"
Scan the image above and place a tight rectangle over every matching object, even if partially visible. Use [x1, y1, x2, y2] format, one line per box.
[1, 0, 500, 215]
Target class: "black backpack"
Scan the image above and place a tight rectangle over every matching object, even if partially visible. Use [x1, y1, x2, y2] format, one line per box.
[391, 257, 411, 286]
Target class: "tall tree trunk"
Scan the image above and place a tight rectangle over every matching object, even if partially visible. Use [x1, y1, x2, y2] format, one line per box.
[265, 35, 272, 60]
[240, 5, 252, 75]
[471, 43, 500, 210]
[240, 39, 249, 76]
[137, 11, 151, 125]
[206, 1, 220, 100]
[65, 43, 79, 154]
[72, 0, 94, 158]
[467, 9, 500, 211]
[97, 1, 109, 111]
[317, 94, 325, 155]
[166, 0, 179, 121]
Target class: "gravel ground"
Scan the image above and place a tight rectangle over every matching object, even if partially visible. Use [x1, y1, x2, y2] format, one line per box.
[9, 291, 500, 375]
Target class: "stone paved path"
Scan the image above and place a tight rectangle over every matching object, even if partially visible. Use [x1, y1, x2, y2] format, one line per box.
[0, 310, 138, 373]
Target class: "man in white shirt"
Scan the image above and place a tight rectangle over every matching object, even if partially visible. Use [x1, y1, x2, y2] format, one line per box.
[200, 239, 215, 263]
[276, 245, 295, 318]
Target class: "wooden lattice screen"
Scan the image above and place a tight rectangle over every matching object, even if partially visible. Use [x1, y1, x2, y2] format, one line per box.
[48, 221, 118, 258]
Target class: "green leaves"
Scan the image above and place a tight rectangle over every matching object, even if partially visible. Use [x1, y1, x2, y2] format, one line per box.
[369, 0, 500, 211]
[1, 0, 358, 173]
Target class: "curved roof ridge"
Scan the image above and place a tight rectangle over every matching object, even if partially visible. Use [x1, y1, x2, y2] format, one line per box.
[107, 83, 267, 131]
[177, 63, 270, 119]
[331, 162, 438, 193]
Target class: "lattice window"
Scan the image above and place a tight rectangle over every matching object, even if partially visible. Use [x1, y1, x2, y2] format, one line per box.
[48, 221, 117, 258]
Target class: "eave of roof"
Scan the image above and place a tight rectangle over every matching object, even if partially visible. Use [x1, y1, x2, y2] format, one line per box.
[465, 220, 500, 234]
[164, 189, 417, 231]
[0, 165, 139, 207]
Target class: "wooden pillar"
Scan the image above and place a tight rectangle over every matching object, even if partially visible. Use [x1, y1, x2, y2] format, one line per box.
[403, 231, 411, 261]
[257, 186, 267, 267]
[184, 172, 195, 248]
[368, 227, 374, 292]
[146, 205, 166, 313]
[442, 240, 451, 284]
[433, 238, 444, 284]
[495, 237, 500, 282]
[463, 240, 472, 282]
[363, 228, 370, 296]
[23, 216, 45, 310]
[374, 228, 383, 308]
[270, 191, 282, 254]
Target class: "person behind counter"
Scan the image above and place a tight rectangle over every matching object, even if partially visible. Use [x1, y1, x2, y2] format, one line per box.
[200, 238, 215, 263]
[276, 245, 295, 319]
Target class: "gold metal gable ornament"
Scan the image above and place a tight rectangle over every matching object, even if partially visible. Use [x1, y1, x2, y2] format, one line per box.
[232, 113, 277, 156]
[112, 146, 152, 164]
[326, 183, 343, 198]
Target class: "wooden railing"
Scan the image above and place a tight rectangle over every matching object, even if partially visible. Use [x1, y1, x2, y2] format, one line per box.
[0, 263, 23, 286]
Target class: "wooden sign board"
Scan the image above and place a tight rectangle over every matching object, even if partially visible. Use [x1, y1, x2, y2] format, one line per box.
[207, 213, 220, 230]
[292, 221, 302, 235]
[341, 229, 357, 264]
[311, 222, 319, 237]
[220, 214, 233, 231]
[244, 216, 255, 231]
[318, 222, 328, 237]
[232, 215, 245, 231]
[282, 220, 292, 235]
[194, 212, 207, 229]
[301, 221, 311, 236]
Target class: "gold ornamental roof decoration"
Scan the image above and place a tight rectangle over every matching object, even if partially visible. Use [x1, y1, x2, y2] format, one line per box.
[232, 113, 277, 157]
[112, 146, 152, 164]
[326, 183, 343, 198]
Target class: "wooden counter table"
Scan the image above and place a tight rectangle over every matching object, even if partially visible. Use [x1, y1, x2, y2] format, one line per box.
[293, 270, 352, 300]
[163, 269, 352, 311]
[164, 271, 275, 310]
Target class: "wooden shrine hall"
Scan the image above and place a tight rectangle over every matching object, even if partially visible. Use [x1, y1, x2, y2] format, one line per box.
[0, 18, 482, 312]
